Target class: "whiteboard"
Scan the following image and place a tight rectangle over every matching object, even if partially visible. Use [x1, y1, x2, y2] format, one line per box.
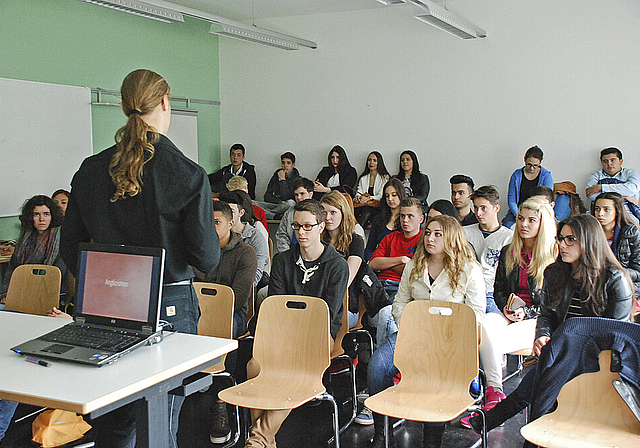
[0, 78, 93, 217]
[166, 110, 198, 164]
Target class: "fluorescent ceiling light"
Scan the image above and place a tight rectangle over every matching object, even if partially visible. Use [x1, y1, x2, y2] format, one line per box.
[79, 0, 184, 23]
[410, 0, 486, 39]
[210, 23, 317, 50]
[375, 0, 406, 5]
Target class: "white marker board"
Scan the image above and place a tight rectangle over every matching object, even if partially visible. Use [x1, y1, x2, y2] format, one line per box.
[0, 77, 93, 217]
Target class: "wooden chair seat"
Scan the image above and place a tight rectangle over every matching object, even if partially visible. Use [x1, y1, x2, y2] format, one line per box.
[521, 350, 640, 448]
[5, 264, 61, 315]
[510, 348, 532, 357]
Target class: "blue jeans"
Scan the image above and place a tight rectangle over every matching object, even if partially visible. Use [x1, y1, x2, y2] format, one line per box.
[0, 399, 19, 441]
[486, 291, 500, 314]
[368, 332, 399, 396]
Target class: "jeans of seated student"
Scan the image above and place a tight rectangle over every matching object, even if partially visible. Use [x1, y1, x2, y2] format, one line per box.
[368, 332, 399, 396]
[553, 194, 572, 221]
[486, 292, 500, 314]
[374, 280, 400, 346]
[0, 399, 19, 441]
[502, 211, 516, 229]
[93, 283, 200, 448]
[252, 199, 295, 220]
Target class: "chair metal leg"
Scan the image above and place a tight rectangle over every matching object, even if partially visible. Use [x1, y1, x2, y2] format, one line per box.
[317, 392, 341, 448]
[466, 404, 488, 448]
[327, 354, 357, 433]
[503, 354, 525, 383]
[384, 414, 390, 448]
[213, 372, 241, 448]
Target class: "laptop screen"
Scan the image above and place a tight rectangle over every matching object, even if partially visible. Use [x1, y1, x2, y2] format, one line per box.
[75, 243, 164, 331]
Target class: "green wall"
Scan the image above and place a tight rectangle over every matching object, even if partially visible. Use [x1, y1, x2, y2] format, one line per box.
[0, 0, 221, 239]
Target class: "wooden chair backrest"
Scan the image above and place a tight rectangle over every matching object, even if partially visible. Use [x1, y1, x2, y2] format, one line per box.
[194, 282, 235, 374]
[393, 300, 478, 391]
[330, 293, 349, 358]
[253, 295, 330, 379]
[521, 350, 640, 447]
[5, 264, 61, 315]
[245, 285, 255, 322]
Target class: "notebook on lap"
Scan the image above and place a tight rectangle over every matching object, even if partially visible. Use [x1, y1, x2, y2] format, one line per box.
[12, 243, 165, 366]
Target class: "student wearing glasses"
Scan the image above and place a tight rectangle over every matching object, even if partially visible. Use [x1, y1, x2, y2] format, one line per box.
[466, 214, 633, 433]
[502, 146, 554, 228]
[243, 199, 349, 448]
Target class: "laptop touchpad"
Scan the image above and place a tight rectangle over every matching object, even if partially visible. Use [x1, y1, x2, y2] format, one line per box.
[42, 344, 74, 354]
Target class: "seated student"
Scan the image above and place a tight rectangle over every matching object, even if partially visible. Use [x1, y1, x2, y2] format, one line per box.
[192, 200, 257, 444]
[586, 147, 640, 224]
[314, 145, 358, 197]
[209, 143, 257, 199]
[219, 191, 268, 289]
[394, 150, 430, 206]
[369, 197, 425, 343]
[253, 152, 299, 219]
[227, 175, 269, 233]
[450, 174, 478, 226]
[503, 145, 554, 228]
[426, 199, 458, 220]
[275, 177, 314, 254]
[244, 199, 348, 448]
[51, 189, 70, 216]
[1, 195, 66, 302]
[353, 151, 391, 228]
[464, 185, 513, 313]
[461, 198, 557, 428]
[593, 192, 640, 321]
[368, 215, 485, 448]
[365, 178, 406, 261]
[467, 214, 634, 434]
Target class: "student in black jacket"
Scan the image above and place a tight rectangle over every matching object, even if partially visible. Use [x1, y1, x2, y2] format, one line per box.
[394, 149, 430, 206]
[60, 69, 219, 448]
[253, 151, 300, 219]
[314, 145, 357, 197]
[208, 143, 257, 199]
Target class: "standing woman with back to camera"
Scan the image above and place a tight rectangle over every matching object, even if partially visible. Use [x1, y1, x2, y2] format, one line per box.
[61, 69, 219, 447]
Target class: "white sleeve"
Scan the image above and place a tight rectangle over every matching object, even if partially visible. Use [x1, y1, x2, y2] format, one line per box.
[463, 262, 486, 324]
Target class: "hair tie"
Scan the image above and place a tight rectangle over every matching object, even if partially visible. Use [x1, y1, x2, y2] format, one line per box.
[130, 109, 142, 116]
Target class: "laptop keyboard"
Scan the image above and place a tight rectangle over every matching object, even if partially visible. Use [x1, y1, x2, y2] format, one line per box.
[41, 325, 144, 352]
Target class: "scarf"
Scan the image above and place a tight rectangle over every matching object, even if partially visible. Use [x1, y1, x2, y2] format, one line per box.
[13, 226, 61, 266]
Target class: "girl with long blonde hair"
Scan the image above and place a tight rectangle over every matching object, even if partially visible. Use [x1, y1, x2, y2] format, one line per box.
[462, 197, 557, 428]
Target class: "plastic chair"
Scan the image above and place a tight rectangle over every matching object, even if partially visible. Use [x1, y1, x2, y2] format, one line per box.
[521, 350, 640, 448]
[219, 295, 341, 447]
[4, 264, 61, 315]
[365, 300, 487, 448]
[194, 282, 241, 448]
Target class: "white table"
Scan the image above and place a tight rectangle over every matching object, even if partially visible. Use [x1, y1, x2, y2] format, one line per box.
[0, 312, 237, 448]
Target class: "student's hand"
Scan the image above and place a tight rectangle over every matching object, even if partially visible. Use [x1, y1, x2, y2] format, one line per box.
[314, 180, 330, 193]
[586, 185, 602, 197]
[277, 169, 286, 181]
[503, 306, 525, 322]
[532, 336, 550, 356]
[0, 245, 13, 256]
[398, 256, 411, 266]
[46, 307, 72, 319]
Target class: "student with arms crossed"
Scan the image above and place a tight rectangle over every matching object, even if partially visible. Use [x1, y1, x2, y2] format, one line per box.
[243, 199, 348, 448]
[60, 69, 219, 447]
[209, 143, 257, 199]
[253, 151, 299, 219]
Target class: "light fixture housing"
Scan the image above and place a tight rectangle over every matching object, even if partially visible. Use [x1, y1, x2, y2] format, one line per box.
[375, 0, 406, 5]
[210, 23, 316, 50]
[79, 0, 184, 23]
[410, 0, 486, 39]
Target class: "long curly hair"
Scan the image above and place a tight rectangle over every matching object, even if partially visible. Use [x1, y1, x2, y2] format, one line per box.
[19, 195, 63, 230]
[109, 69, 170, 202]
[374, 178, 406, 233]
[506, 198, 558, 287]
[320, 191, 357, 254]
[409, 215, 477, 292]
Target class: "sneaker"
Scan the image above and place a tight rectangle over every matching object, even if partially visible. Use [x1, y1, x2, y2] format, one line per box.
[209, 401, 231, 444]
[355, 406, 374, 425]
[460, 386, 507, 429]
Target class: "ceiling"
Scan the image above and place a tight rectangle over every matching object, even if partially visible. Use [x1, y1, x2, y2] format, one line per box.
[164, 0, 391, 22]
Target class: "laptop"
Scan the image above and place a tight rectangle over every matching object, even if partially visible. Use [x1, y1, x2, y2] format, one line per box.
[12, 243, 165, 366]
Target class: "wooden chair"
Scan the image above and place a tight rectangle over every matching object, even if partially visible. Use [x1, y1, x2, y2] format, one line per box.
[521, 350, 640, 448]
[503, 347, 533, 383]
[194, 282, 241, 448]
[219, 295, 341, 447]
[4, 264, 61, 315]
[365, 300, 487, 448]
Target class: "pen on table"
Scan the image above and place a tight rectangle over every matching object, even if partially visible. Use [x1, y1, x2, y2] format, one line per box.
[25, 357, 50, 367]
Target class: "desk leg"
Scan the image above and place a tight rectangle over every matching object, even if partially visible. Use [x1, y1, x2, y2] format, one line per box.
[137, 391, 170, 448]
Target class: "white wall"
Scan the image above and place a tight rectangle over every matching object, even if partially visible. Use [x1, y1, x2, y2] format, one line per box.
[219, 0, 640, 214]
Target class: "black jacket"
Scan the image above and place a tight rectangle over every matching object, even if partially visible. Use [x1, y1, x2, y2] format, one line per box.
[264, 167, 300, 203]
[316, 165, 358, 197]
[614, 223, 640, 298]
[269, 242, 348, 339]
[493, 245, 542, 319]
[393, 172, 430, 205]
[61, 134, 219, 283]
[209, 162, 257, 199]
[536, 264, 633, 340]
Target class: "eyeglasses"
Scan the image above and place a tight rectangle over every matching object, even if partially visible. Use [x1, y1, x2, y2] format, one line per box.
[556, 235, 578, 246]
[292, 222, 321, 231]
[525, 163, 540, 169]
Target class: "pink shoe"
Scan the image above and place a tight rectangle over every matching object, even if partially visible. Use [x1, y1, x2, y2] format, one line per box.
[460, 386, 506, 428]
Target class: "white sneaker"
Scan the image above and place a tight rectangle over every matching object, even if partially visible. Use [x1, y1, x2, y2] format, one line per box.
[355, 406, 374, 425]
